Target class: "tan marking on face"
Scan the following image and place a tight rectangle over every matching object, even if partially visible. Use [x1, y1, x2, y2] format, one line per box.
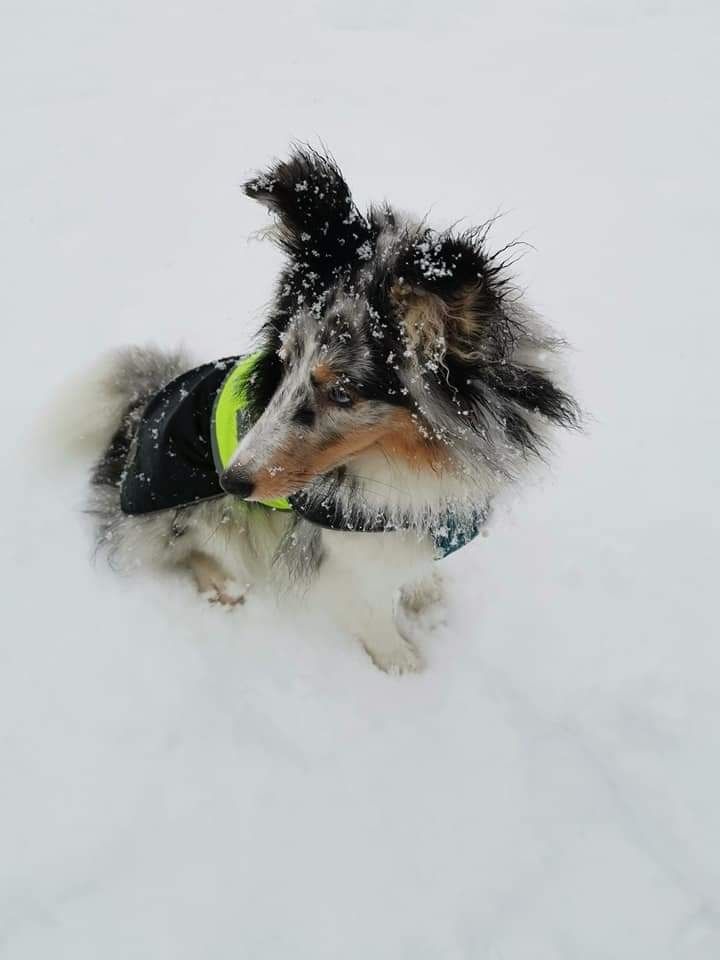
[376, 408, 449, 470]
[248, 408, 445, 500]
[311, 361, 334, 385]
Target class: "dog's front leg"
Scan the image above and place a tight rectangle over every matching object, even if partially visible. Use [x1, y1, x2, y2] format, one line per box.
[398, 569, 444, 616]
[317, 530, 432, 674]
[186, 550, 246, 607]
[360, 597, 424, 675]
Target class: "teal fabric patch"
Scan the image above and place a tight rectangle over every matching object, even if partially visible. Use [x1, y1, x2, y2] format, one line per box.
[432, 508, 489, 559]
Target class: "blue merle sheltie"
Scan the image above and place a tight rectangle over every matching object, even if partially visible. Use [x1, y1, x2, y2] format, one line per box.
[73, 146, 579, 673]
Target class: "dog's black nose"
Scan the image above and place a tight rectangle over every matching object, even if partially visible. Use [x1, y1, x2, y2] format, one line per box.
[220, 471, 254, 499]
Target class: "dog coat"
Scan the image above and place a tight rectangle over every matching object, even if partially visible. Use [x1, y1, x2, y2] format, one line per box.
[120, 354, 485, 558]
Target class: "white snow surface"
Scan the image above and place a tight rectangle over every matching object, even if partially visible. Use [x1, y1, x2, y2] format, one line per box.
[2, 1, 719, 957]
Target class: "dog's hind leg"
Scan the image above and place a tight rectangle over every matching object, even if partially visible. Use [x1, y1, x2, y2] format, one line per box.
[186, 550, 246, 607]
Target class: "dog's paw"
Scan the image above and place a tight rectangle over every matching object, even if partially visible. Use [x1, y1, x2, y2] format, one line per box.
[412, 598, 447, 633]
[188, 552, 248, 609]
[201, 580, 247, 609]
[397, 574, 446, 635]
[363, 635, 424, 675]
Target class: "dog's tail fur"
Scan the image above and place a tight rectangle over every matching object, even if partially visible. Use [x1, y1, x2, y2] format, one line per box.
[46, 345, 191, 464]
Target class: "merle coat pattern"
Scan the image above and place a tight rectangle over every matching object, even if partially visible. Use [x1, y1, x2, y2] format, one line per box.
[82, 146, 579, 673]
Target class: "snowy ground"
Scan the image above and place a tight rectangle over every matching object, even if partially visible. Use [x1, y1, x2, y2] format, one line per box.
[2, 1, 719, 957]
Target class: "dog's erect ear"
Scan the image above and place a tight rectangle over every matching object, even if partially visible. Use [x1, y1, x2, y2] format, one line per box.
[244, 147, 372, 272]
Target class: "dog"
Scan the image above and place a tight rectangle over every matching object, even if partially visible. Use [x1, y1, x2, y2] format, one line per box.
[80, 146, 579, 673]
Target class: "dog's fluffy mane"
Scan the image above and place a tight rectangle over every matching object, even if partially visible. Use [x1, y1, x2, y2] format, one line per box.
[242, 146, 580, 531]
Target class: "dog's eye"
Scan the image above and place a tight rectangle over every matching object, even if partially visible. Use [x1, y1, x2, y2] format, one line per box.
[327, 384, 353, 407]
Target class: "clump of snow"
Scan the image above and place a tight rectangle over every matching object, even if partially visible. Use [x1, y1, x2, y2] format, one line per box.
[415, 238, 454, 279]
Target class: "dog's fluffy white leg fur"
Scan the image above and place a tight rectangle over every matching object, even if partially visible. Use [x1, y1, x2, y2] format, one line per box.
[169, 518, 435, 671]
[311, 529, 435, 674]
[398, 570, 444, 616]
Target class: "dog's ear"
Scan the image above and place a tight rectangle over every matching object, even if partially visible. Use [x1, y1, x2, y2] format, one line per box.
[393, 230, 579, 437]
[392, 230, 508, 366]
[244, 147, 372, 272]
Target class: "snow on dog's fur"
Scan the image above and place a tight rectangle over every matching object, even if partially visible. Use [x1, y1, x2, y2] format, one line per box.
[83, 146, 579, 673]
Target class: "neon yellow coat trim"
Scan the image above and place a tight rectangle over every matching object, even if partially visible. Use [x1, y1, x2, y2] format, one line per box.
[211, 353, 292, 511]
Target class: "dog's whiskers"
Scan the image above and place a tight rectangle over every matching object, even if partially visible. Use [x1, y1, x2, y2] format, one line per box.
[344, 474, 410, 496]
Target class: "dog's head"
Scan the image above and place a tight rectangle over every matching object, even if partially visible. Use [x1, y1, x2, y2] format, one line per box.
[220, 147, 578, 503]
